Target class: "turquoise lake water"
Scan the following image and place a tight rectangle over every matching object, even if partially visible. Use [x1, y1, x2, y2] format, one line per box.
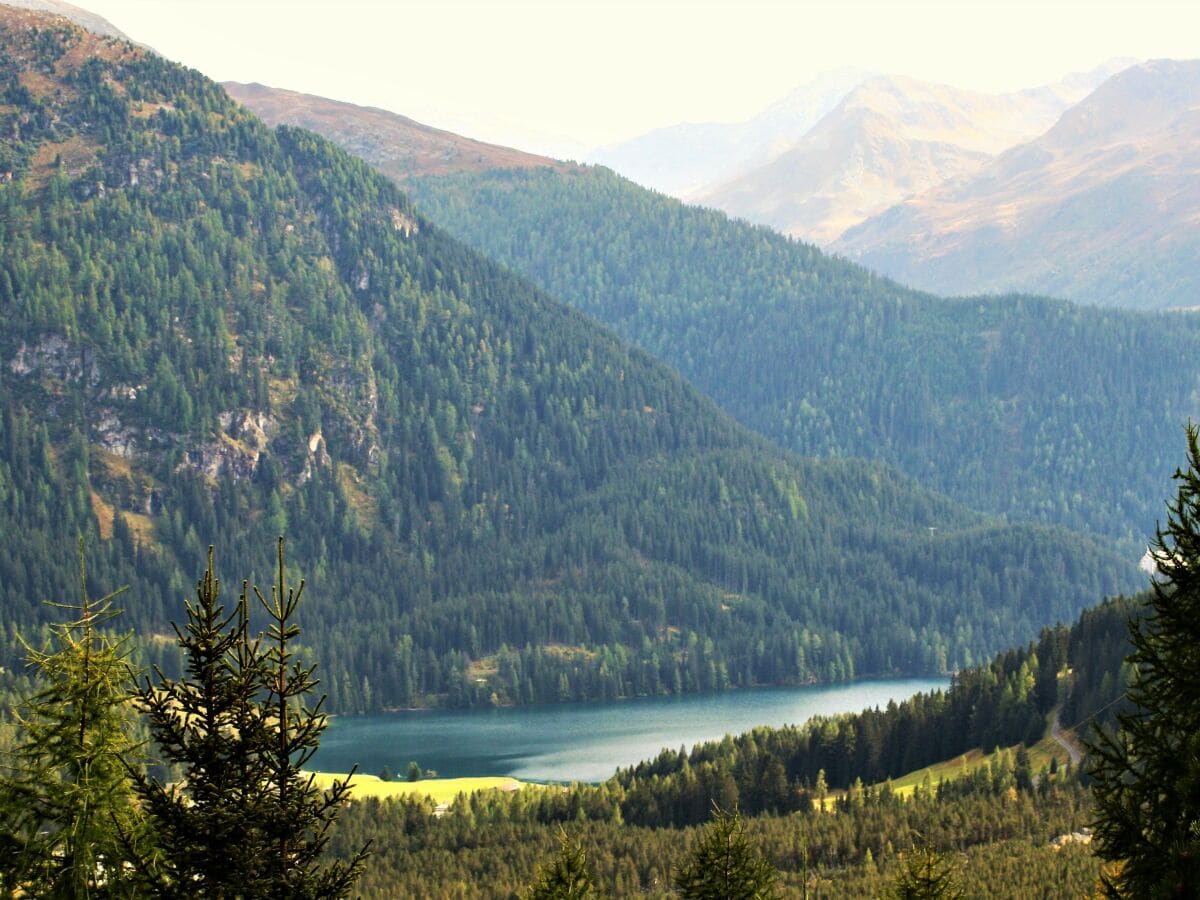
[313, 677, 948, 783]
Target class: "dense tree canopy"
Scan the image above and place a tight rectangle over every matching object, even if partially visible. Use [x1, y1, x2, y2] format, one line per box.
[410, 165, 1200, 546]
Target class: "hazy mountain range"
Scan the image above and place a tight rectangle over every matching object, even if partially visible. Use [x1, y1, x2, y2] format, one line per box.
[589, 56, 1200, 310]
[17, 0, 1191, 310]
[693, 64, 1129, 245]
[833, 59, 1200, 309]
[584, 67, 873, 198]
[223, 62, 1200, 540]
[230, 55, 1200, 311]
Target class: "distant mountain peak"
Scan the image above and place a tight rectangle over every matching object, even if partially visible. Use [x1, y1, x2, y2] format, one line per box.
[1038, 58, 1200, 146]
[694, 63, 1133, 244]
[832, 58, 1200, 309]
[585, 67, 874, 198]
[0, 0, 133, 41]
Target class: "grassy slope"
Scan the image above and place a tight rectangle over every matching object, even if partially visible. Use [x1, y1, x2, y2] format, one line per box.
[823, 709, 1077, 807]
[307, 772, 526, 804]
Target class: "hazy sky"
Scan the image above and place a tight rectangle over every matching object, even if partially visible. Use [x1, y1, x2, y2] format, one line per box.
[79, 0, 1200, 155]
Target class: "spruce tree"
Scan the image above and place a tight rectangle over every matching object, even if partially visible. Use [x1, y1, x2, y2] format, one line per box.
[128, 545, 274, 896]
[524, 828, 602, 899]
[674, 805, 779, 900]
[0, 541, 143, 897]
[253, 537, 369, 898]
[129, 541, 368, 898]
[1087, 424, 1200, 897]
[888, 835, 964, 900]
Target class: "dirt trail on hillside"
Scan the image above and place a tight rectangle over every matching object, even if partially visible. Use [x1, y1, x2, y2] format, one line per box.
[1051, 710, 1084, 766]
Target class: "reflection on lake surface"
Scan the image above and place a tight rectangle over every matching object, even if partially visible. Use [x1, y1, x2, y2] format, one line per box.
[313, 677, 948, 783]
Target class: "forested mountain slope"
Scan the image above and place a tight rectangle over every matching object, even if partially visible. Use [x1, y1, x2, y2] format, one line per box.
[407, 165, 1200, 544]
[611, 592, 1140, 817]
[0, 8, 1139, 713]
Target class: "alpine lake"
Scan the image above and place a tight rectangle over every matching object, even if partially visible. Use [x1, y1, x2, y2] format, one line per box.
[312, 677, 949, 784]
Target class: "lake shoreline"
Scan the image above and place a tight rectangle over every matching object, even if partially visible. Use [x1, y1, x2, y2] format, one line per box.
[315, 677, 949, 784]
[359, 672, 948, 716]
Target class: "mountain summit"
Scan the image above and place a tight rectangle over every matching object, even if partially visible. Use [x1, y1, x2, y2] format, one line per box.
[694, 63, 1129, 245]
[586, 68, 872, 198]
[834, 59, 1200, 309]
[1, 0, 130, 40]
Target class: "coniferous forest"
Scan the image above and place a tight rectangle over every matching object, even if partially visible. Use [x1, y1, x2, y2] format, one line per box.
[408, 166, 1200, 546]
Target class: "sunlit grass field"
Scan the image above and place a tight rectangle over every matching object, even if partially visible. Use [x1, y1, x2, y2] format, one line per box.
[306, 772, 526, 803]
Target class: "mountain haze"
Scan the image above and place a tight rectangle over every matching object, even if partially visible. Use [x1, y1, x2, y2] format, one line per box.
[586, 68, 872, 198]
[0, 8, 1136, 716]
[834, 59, 1200, 310]
[695, 63, 1130, 244]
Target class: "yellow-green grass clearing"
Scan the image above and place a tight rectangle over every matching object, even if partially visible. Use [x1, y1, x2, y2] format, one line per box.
[881, 747, 992, 800]
[818, 710, 1076, 809]
[305, 772, 525, 803]
[814, 747, 990, 810]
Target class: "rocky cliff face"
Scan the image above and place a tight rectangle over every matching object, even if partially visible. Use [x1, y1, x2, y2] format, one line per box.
[5, 330, 373, 490]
